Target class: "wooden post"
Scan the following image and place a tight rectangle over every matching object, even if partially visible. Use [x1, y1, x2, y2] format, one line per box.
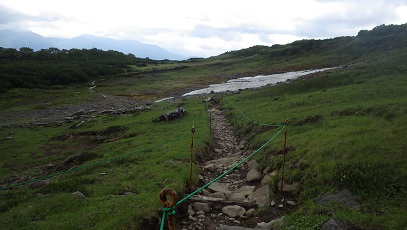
[280, 125, 288, 192]
[189, 119, 195, 192]
[159, 188, 178, 230]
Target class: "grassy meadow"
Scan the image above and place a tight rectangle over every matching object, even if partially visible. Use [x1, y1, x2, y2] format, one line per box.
[0, 24, 406, 229]
[219, 49, 407, 229]
[0, 96, 212, 229]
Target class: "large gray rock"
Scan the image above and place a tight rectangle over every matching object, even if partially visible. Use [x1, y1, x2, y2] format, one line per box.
[203, 163, 216, 172]
[229, 193, 246, 201]
[321, 218, 351, 230]
[156, 108, 186, 122]
[208, 182, 231, 195]
[233, 186, 255, 196]
[219, 225, 259, 230]
[193, 202, 210, 212]
[245, 208, 256, 218]
[248, 185, 270, 207]
[257, 216, 285, 229]
[208, 191, 226, 199]
[248, 160, 259, 170]
[316, 189, 360, 210]
[246, 169, 262, 182]
[222, 205, 246, 218]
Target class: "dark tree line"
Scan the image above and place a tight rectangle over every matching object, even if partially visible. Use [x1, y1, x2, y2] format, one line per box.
[224, 23, 407, 59]
[0, 47, 161, 92]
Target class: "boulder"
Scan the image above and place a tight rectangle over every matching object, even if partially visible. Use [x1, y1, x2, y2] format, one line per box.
[246, 169, 262, 182]
[248, 185, 270, 207]
[233, 186, 255, 196]
[222, 205, 246, 218]
[193, 202, 210, 212]
[229, 193, 246, 201]
[257, 216, 285, 229]
[156, 108, 186, 122]
[209, 191, 226, 199]
[316, 189, 360, 210]
[248, 160, 259, 170]
[203, 163, 216, 172]
[208, 182, 231, 195]
[321, 218, 351, 230]
[72, 191, 86, 198]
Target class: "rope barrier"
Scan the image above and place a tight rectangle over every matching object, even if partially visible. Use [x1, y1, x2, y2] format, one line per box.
[160, 125, 286, 229]
[224, 97, 286, 127]
[0, 132, 191, 191]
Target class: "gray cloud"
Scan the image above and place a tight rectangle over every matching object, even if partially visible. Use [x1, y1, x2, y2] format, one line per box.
[293, 1, 405, 38]
[0, 5, 67, 26]
[0, 6, 30, 24]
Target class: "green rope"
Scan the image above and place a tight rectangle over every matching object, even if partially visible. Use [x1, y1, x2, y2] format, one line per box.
[160, 207, 176, 230]
[1, 132, 191, 191]
[160, 126, 286, 229]
[224, 97, 286, 127]
[174, 125, 286, 208]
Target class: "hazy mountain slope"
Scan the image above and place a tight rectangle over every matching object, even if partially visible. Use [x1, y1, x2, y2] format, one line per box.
[0, 30, 184, 60]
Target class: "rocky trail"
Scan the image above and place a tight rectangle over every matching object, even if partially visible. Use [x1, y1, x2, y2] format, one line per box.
[176, 105, 296, 230]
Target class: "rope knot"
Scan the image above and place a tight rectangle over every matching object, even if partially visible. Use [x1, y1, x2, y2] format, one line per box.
[161, 207, 176, 216]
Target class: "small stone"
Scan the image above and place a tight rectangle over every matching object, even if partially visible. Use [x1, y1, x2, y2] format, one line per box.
[214, 149, 222, 154]
[201, 189, 211, 196]
[196, 211, 205, 215]
[72, 191, 86, 198]
[263, 166, 270, 174]
[203, 164, 216, 172]
[187, 209, 195, 216]
[287, 200, 296, 206]
[36, 193, 47, 197]
[209, 191, 226, 199]
[229, 193, 246, 201]
[239, 140, 247, 150]
[278, 204, 284, 208]
[245, 208, 256, 218]
[246, 169, 262, 182]
[248, 160, 259, 170]
[222, 205, 246, 218]
[271, 200, 276, 206]
[193, 202, 210, 212]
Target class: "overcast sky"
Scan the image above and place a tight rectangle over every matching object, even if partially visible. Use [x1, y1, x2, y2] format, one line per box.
[1, 0, 407, 57]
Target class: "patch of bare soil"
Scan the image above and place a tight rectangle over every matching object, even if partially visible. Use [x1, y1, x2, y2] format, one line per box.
[0, 94, 145, 128]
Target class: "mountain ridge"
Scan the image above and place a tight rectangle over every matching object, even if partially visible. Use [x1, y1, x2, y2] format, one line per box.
[0, 30, 185, 60]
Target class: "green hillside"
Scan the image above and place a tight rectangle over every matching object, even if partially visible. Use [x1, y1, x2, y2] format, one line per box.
[0, 24, 406, 229]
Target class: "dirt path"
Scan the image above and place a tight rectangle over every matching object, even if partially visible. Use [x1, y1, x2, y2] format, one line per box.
[176, 105, 292, 230]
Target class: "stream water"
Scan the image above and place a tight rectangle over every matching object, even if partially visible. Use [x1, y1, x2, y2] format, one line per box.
[182, 67, 337, 97]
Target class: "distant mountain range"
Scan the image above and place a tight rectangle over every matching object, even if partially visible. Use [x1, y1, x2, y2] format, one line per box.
[0, 30, 185, 60]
